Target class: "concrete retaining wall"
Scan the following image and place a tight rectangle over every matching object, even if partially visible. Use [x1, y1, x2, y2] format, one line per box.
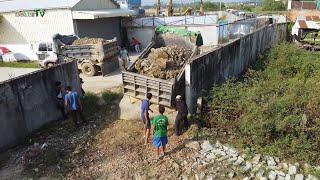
[186, 23, 288, 113]
[0, 61, 81, 150]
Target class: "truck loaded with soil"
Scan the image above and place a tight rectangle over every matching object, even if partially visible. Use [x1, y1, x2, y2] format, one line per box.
[53, 35, 119, 76]
[122, 32, 201, 106]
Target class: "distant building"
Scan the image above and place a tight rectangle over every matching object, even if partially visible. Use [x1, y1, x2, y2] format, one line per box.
[0, 0, 134, 60]
[116, 0, 143, 15]
[288, 0, 320, 10]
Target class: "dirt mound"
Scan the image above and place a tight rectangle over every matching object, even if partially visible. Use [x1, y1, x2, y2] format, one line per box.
[72, 37, 106, 45]
[134, 46, 192, 80]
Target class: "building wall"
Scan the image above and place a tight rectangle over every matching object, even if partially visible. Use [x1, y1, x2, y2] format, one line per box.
[126, 27, 155, 48]
[185, 23, 288, 113]
[0, 61, 81, 151]
[75, 17, 121, 42]
[0, 9, 75, 44]
[72, 0, 118, 10]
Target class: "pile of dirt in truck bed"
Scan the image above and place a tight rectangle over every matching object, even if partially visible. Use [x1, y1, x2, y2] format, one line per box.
[134, 46, 192, 80]
[72, 37, 107, 45]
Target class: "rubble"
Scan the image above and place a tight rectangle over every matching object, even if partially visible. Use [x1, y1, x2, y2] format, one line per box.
[72, 37, 108, 45]
[134, 46, 192, 80]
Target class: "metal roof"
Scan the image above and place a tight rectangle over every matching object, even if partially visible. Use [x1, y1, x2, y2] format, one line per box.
[0, 0, 81, 13]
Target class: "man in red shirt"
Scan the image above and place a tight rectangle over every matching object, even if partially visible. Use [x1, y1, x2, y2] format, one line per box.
[131, 37, 141, 53]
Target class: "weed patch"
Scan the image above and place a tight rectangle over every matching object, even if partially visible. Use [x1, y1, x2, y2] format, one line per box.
[207, 43, 320, 164]
[0, 62, 39, 68]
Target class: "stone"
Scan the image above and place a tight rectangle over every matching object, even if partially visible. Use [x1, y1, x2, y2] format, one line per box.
[256, 169, 265, 177]
[234, 157, 245, 166]
[275, 170, 286, 177]
[274, 157, 280, 163]
[294, 174, 304, 180]
[304, 163, 311, 171]
[195, 174, 200, 180]
[228, 171, 235, 178]
[267, 156, 277, 167]
[278, 176, 285, 180]
[252, 154, 261, 165]
[181, 174, 189, 180]
[201, 141, 214, 153]
[217, 156, 229, 162]
[269, 171, 277, 180]
[185, 141, 200, 150]
[306, 174, 317, 180]
[227, 156, 238, 163]
[285, 174, 291, 180]
[259, 177, 268, 180]
[282, 163, 289, 170]
[205, 153, 216, 161]
[252, 163, 263, 173]
[243, 177, 250, 180]
[242, 162, 253, 173]
[207, 176, 214, 180]
[288, 166, 297, 175]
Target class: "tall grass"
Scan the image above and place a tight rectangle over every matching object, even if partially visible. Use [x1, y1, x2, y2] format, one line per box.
[207, 43, 320, 164]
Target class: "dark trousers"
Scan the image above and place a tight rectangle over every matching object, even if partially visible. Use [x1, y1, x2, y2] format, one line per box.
[174, 113, 188, 136]
[70, 110, 85, 126]
[57, 100, 67, 119]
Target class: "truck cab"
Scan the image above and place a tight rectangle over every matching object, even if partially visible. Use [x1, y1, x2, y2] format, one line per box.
[33, 42, 58, 68]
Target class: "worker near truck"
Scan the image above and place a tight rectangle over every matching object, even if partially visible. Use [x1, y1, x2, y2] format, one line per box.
[141, 93, 153, 144]
[174, 95, 189, 136]
[55, 81, 68, 120]
[119, 46, 130, 69]
[64, 86, 86, 127]
[151, 105, 169, 159]
[131, 37, 141, 53]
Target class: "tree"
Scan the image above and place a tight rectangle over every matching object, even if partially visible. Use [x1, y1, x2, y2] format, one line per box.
[262, 0, 286, 11]
[195, 2, 225, 11]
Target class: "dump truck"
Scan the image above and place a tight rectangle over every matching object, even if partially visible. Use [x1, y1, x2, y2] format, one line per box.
[122, 31, 201, 107]
[38, 34, 119, 76]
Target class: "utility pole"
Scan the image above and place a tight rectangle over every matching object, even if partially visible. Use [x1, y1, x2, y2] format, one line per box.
[167, 0, 173, 16]
[156, 0, 160, 16]
[200, 0, 204, 15]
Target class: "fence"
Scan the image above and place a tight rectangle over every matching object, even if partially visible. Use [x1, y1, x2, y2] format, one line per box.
[185, 23, 288, 113]
[0, 61, 81, 150]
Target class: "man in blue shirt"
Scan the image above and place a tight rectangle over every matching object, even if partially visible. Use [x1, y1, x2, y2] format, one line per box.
[141, 93, 153, 144]
[64, 86, 85, 127]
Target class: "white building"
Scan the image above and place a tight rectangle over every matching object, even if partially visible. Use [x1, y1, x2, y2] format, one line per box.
[0, 0, 134, 60]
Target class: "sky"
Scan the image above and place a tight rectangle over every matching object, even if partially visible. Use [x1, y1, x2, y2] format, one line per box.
[141, 0, 253, 6]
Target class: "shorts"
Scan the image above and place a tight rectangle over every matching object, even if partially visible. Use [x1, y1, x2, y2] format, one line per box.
[153, 136, 168, 148]
[141, 115, 151, 129]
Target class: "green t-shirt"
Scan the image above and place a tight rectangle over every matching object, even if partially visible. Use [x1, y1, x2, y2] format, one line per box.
[151, 114, 169, 137]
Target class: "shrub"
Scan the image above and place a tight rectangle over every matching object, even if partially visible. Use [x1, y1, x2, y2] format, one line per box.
[207, 43, 320, 164]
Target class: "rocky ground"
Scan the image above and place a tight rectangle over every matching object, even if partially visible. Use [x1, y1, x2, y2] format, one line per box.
[72, 37, 114, 45]
[134, 46, 192, 80]
[0, 95, 319, 179]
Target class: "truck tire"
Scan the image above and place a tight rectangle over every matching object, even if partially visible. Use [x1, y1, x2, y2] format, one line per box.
[81, 63, 97, 76]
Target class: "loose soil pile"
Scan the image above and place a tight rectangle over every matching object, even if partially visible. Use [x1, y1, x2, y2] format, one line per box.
[72, 37, 107, 45]
[134, 46, 192, 80]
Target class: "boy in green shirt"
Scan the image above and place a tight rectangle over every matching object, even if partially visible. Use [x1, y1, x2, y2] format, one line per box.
[151, 105, 169, 158]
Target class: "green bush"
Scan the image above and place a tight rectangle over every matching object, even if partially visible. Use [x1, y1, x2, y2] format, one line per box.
[82, 92, 101, 118]
[207, 43, 320, 164]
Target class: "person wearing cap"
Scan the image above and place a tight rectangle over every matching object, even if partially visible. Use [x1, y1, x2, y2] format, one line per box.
[141, 93, 153, 144]
[174, 95, 189, 136]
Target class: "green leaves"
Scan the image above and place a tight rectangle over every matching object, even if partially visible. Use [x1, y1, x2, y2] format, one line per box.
[208, 43, 320, 164]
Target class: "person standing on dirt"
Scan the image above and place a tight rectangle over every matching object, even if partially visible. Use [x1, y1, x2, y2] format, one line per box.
[141, 93, 153, 144]
[131, 37, 141, 53]
[64, 86, 86, 127]
[174, 95, 189, 136]
[55, 81, 67, 120]
[119, 46, 130, 69]
[151, 105, 169, 158]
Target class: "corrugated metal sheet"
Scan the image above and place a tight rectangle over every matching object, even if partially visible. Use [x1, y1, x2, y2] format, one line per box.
[312, 16, 320, 21]
[72, 0, 119, 10]
[302, 2, 317, 9]
[0, 0, 81, 13]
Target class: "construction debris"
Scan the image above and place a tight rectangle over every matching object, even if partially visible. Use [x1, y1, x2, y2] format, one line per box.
[72, 37, 107, 45]
[134, 46, 192, 80]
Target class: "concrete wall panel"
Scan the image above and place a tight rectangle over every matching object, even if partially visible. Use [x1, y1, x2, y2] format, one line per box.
[187, 23, 288, 113]
[0, 61, 81, 150]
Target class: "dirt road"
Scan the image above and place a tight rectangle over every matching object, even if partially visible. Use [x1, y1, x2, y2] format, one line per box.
[0, 67, 39, 82]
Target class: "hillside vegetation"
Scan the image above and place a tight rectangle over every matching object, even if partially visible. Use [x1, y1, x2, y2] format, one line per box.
[207, 43, 320, 164]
